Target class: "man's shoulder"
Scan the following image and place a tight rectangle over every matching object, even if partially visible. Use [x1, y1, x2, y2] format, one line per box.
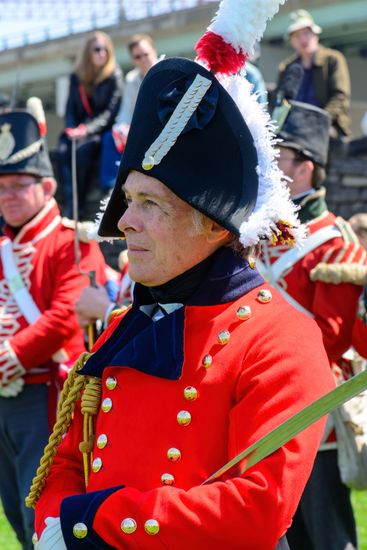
[59, 218, 96, 244]
[278, 52, 299, 72]
[308, 215, 367, 284]
[315, 44, 347, 64]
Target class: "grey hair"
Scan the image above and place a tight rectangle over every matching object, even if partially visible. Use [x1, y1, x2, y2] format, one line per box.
[190, 208, 257, 261]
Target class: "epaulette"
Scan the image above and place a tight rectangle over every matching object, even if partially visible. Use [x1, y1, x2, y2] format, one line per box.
[310, 263, 367, 285]
[320, 217, 366, 265]
[335, 217, 359, 246]
[61, 218, 95, 243]
[107, 305, 129, 325]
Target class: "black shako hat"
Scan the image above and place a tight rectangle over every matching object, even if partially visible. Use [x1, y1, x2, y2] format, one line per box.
[277, 101, 331, 167]
[98, 57, 259, 238]
[0, 110, 53, 177]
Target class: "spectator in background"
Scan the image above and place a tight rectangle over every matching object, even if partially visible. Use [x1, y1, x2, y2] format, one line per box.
[274, 9, 351, 138]
[112, 34, 158, 151]
[58, 31, 123, 217]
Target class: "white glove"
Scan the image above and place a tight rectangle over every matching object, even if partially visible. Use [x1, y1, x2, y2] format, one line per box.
[35, 517, 67, 550]
[0, 377, 24, 397]
[0, 340, 26, 387]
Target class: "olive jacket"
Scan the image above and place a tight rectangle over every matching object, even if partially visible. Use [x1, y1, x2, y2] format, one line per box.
[276, 45, 351, 136]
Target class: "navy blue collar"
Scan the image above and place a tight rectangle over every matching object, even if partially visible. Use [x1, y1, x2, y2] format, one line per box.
[80, 248, 263, 379]
[133, 247, 263, 307]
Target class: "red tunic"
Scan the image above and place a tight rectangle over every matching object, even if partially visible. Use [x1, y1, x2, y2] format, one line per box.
[0, 198, 106, 385]
[35, 273, 334, 549]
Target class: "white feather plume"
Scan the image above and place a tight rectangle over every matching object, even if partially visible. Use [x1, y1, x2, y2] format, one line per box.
[216, 72, 305, 247]
[88, 197, 118, 243]
[210, 0, 287, 54]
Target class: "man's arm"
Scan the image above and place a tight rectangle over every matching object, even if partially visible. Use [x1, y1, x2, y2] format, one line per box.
[323, 50, 351, 132]
[312, 280, 362, 362]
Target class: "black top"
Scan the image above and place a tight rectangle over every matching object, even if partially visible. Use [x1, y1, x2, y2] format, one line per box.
[64, 68, 123, 135]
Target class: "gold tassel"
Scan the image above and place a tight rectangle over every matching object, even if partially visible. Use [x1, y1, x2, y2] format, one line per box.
[79, 377, 102, 487]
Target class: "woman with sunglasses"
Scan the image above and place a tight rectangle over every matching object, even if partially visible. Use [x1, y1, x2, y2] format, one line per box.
[58, 31, 123, 218]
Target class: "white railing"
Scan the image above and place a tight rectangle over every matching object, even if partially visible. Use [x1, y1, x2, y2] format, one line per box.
[0, 0, 218, 51]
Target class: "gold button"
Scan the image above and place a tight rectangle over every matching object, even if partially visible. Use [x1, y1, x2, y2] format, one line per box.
[217, 330, 230, 345]
[167, 447, 181, 462]
[92, 457, 102, 473]
[121, 518, 137, 534]
[102, 397, 112, 413]
[32, 532, 38, 545]
[73, 522, 88, 539]
[96, 434, 108, 449]
[237, 305, 252, 320]
[177, 410, 191, 426]
[144, 519, 160, 535]
[161, 473, 175, 486]
[202, 354, 212, 368]
[257, 289, 272, 303]
[183, 386, 198, 401]
[142, 155, 155, 171]
[105, 376, 117, 390]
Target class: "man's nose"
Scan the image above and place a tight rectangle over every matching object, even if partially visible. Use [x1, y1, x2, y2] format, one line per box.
[118, 207, 137, 234]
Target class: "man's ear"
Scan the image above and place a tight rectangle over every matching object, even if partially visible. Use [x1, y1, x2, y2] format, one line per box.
[296, 159, 314, 181]
[206, 219, 231, 245]
[41, 177, 57, 199]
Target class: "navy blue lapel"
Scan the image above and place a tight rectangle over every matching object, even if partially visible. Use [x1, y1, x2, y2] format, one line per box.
[79, 306, 184, 380]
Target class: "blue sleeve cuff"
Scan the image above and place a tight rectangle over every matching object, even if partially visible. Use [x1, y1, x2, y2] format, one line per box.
[60, 485, 124, 549]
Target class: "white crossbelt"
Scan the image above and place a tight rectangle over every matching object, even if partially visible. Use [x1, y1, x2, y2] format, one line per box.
[257, 225, 342, 319]
[1, 238, 68, 363]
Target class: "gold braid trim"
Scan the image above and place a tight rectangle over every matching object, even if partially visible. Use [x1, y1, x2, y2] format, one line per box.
[141, 74, 212, 170]
[107, 305, 128, 326]
[310, 263, 367, 285]
[25, 352, 92, 509]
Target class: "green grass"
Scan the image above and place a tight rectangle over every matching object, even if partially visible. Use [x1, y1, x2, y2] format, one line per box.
[0, 493, 366, 549]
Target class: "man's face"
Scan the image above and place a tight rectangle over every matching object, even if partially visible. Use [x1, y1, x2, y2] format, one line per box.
[289, 27, 319, 57]
[130, 40, 157, 76]
[277, 148, 302, 196]
[118, 171, 221, 286]
[0, 174, 48, 227]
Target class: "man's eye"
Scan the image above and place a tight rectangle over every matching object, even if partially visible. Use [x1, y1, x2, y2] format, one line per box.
[144, 199, 157, 207]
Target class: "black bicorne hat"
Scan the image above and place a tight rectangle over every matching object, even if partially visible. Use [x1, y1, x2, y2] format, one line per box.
[0, 110, 53, 178]
[98, 57, 259, 238]
[277, 101, 331, 167]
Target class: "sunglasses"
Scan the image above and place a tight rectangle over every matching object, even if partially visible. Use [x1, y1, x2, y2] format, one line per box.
[133, 52, 149, 61]
[93, 46, 107, 53]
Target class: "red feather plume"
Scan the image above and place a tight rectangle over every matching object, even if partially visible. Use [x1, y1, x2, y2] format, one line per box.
[195, 31, 247, 74]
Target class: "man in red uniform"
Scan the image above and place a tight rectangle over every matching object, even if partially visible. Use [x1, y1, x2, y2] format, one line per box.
[29, 50, 335, 549]
[259, 101, 367, 549]
[0, 109, 106, 549]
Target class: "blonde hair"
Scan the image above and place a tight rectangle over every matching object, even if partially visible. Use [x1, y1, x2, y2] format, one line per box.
[75, 31, 117, 91]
